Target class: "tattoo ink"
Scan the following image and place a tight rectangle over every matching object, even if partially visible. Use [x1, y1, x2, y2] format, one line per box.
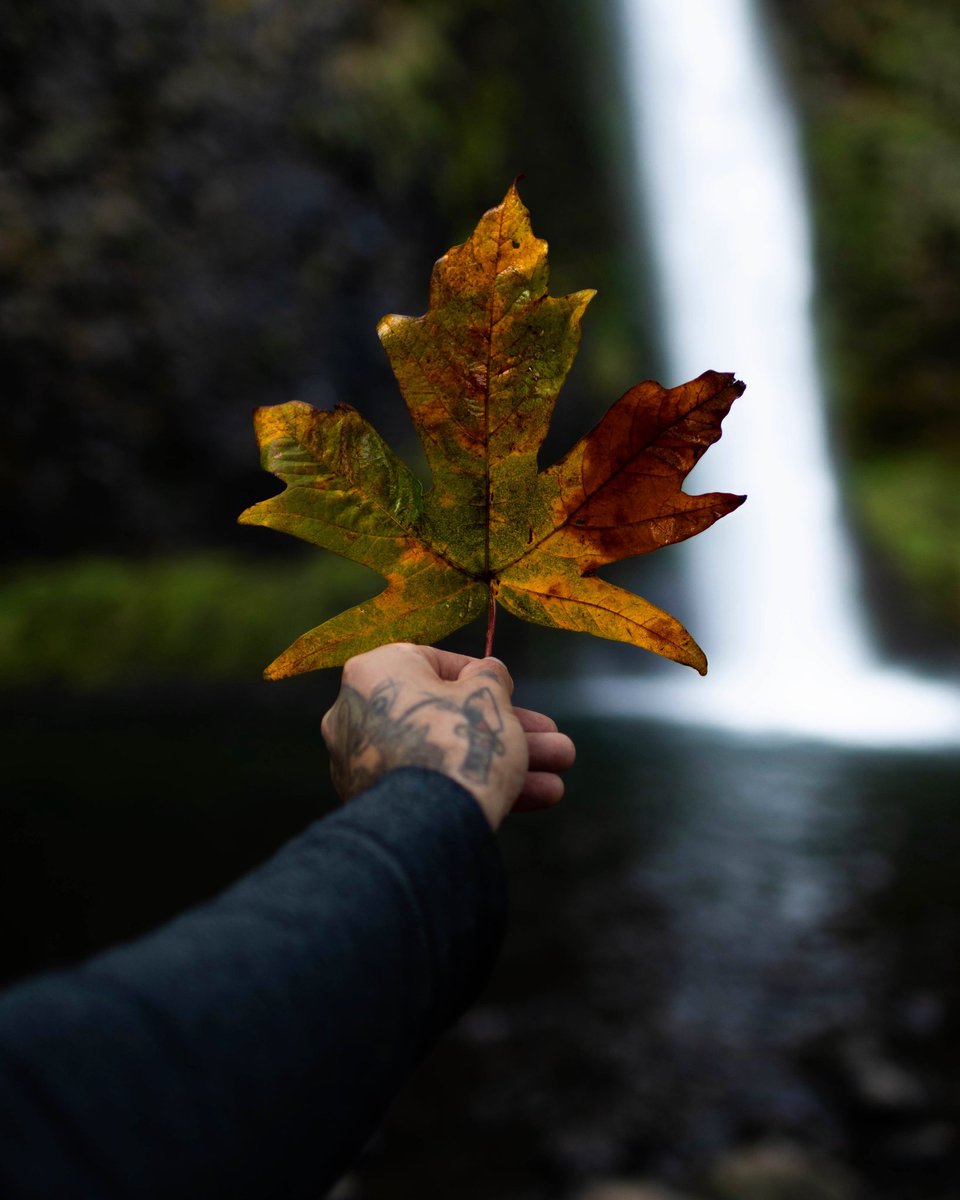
[330, 680, 447, 799]
[329, 677, 509, 800]
[455, 687, 506, 784]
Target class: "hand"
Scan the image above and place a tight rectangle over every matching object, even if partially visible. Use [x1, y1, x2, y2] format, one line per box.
[321, 643, 576, 829]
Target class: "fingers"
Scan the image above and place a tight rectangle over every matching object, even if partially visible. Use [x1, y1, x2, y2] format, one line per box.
[526, 729, 576, 774]
[457, 655, 514, 698]
[510, 728, 575, 813]
[513, 772, 565, 811]
[345, 643, 508, 688]
[513, 706, 558, 734]
[413, 644, 482, 682]
[409, 644, 512, 691]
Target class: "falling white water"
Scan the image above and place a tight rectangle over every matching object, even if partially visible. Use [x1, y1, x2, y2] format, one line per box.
[594, 0, 960, 744]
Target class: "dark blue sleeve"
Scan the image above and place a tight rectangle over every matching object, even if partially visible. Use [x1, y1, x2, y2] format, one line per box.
[0, 767, 506, 1199]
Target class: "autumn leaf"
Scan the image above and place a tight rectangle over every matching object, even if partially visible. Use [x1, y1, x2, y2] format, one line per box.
[239, 185, 745, 679]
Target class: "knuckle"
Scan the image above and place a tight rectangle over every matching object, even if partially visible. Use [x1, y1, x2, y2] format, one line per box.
[347, 642, 414, 677]
[485, 656, 514, 686]
[343, 648, 380, 682]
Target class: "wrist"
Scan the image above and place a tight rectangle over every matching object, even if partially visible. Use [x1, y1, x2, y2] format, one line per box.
[391, 765, 507, 831]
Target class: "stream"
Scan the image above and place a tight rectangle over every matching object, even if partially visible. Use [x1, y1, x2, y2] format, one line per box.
[360, 717, 960, 1198]
[4, 692, 959, 1197]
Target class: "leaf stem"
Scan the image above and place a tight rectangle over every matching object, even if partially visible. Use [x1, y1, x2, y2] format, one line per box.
[485, 590, 497, 658]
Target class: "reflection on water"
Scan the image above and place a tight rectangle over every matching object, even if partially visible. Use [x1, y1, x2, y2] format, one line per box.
[3, 697, 960, 1197]
[358, 718, 960, 1199]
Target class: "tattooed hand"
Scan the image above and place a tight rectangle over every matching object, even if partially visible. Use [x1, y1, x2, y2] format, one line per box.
[321, 643, 576, 829]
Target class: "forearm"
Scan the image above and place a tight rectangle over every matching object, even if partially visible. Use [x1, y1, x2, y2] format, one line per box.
[0, 769, 506, 1199]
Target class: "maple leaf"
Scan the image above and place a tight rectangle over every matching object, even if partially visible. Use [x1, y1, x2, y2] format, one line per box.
[239, 185, 745, 679]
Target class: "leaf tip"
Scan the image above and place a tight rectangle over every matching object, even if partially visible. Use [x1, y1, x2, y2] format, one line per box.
[376, 311, 411, 346]
[679, 632, 708, 676]
[263, 657, 289, 681]
[684, 641, 708, 676]
[574, 287, 597, 314]
[500, 178, 533, 225]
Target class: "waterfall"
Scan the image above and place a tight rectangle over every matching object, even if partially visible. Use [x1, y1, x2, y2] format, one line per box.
[596, 0, 960, 744]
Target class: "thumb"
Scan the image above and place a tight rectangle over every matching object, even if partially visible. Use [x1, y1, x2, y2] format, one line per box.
[457, 656, 515, 698]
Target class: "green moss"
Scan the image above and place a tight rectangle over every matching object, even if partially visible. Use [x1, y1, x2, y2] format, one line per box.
[765, 0, 960, 633]
[0, 553, 381, 689]
[853, 453, 960, 624]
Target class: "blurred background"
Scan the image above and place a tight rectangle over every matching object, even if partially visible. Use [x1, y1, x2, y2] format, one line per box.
[2, 0, 959, 1197]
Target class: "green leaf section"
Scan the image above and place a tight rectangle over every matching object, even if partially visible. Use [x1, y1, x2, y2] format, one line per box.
[238, 401, 485, 675]
[259, 560, 485, 680]
[378, 185, 594, 572]
[238, 402, 427, 568]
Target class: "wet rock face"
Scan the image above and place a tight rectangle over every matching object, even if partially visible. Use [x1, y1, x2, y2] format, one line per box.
[574, 1141, 862, 1200]
[2, 0, 617, 565]
[763, 0, 960, 640]
[705, 1140, 859, 1200]
[836, 1032, 928, 1110]
[578, 1184, 698, 1200]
